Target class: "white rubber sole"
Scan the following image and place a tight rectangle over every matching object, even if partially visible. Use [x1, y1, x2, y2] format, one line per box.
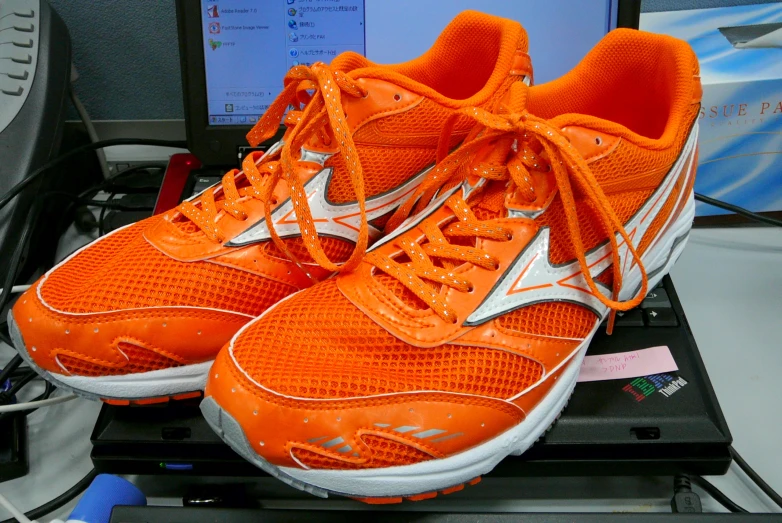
[49, 361, 212, 400]
[8, 310, 211, 402]
[201, 192, 694, 500]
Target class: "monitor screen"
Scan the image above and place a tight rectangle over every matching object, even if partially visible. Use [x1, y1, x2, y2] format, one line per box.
[200, 0, 618, 126]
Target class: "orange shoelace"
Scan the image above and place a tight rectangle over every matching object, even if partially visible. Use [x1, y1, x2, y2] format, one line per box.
[178, 63, 369, 274]
[368, 83, 648, 332]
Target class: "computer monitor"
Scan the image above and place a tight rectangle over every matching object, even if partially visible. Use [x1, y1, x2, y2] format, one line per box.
[176, 0, 640, 166]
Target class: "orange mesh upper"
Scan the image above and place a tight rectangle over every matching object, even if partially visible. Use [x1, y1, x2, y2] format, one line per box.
[536, 189, 654, 265]
[41, 218, 296, 315]
[529, 28, 699, 142]
[361, 434, 433, 467]
[535, 106, 698, 265]
[291, 434, 433, 470]
[496, 302, 598, 340]
[231, 280, 543, 400]
[578, 106, 700, 190]
[56, 354, 110, 377]
[57, 342, 183, 377]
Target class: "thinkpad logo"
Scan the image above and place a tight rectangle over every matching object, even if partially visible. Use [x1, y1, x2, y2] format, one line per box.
[623, 373, 688, 402]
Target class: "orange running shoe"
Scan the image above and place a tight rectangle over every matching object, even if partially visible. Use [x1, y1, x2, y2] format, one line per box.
[8, 11, 531, 404]
[202, 28, 701, 501]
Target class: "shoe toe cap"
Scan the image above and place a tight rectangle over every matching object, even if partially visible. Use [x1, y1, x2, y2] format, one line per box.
[11, 281, 249, 376]
[205, 344, 524, 470]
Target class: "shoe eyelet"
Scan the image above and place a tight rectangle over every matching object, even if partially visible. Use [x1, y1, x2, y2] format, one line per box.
[393, 93, 402, 102]
[467, 284, 475, 293]
[504, 230, 514, 241]
[595, 136, 603, 146]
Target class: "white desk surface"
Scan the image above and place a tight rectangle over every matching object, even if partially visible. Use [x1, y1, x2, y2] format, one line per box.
[1, 226, 781, 519]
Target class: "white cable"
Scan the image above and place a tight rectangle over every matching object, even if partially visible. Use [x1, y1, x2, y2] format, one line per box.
[0, 284, 31, 295]
[69, 88, 111, 180]
[0, 492, 34, 523]
[0, 394, 77, 413]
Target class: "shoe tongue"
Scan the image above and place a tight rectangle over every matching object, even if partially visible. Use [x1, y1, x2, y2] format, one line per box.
[330, 51, 373, 72]
[467, 180, 509, 220]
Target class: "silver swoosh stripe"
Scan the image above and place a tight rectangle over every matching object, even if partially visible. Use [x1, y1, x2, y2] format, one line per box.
[226, 155, 433, 247]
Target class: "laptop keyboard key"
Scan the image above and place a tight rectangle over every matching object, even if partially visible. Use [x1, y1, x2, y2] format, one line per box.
[615, 309, 644, 327]
[645, 308, 678, 327]
[642, 288, 671, 309]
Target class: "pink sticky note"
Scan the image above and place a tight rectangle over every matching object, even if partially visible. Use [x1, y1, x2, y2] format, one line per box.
[577, 346, 678, 383]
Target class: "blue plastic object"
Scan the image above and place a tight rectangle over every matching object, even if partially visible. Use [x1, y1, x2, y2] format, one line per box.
[162, 462, 194, 471]
[67, 474, 146, 523]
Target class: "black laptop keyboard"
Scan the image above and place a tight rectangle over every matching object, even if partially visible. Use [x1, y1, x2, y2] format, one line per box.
[187, 174, 222, 198]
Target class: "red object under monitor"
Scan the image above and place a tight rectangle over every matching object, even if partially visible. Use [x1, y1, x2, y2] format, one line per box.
[154, 153, 202, 215]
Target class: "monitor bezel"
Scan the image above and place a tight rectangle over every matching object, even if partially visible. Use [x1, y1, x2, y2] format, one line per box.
[176, 0, 641, 167]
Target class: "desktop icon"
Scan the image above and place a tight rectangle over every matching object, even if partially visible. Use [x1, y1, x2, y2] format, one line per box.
[225, 103, 234, 113]
[288, 19, 298, 30]
[208, 39, 222, 50]
[208, 22, 220, 34]
[289, 48, 299, 58]
[287, 0, 295, 4]
[291, 60, 299, 66]
[288, 32, 298, 42]
[288, 8, 296, 16]
[206, 5, 219, 18]
[240, 116, 247, 123]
